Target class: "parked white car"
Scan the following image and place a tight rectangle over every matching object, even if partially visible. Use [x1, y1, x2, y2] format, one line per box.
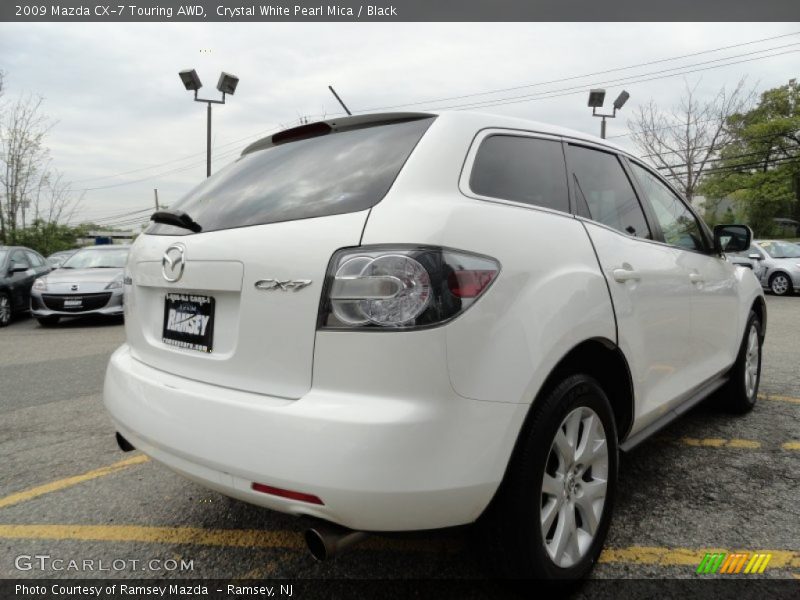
[104, 112, 766, 579]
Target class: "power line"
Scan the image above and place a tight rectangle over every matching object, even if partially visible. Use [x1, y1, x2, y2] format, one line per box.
[355, 31, 800, 113]
[666, 155, 799, 178]
[69, 207, 151, 224]
[70, 123, 283, 185]
[640, 128, 800, 157]
[429, 46, 800, 112]
[658, 148, 800, 172]
[69, 122, 295, 193]
[65, 37, 799, 195]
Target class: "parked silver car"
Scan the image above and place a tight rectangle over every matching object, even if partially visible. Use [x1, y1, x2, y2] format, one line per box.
[30, 245, 130, 326]
[46, 249, 78, 268]
[728, 240, 800, 296]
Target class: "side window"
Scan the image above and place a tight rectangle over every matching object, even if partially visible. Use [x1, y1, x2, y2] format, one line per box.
[10, 250, 30, 269]
[566, 145, 651, 239]
[25, 251, 44, 267]
[735, 244, 763, 259]
[630, 163, 706, 252]
[469, 135, 569, 213]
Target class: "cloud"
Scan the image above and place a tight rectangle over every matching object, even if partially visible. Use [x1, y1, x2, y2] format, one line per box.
[0, 22, 796, 226]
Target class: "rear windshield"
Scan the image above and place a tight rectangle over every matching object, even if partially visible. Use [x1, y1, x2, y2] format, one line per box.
[147, 117, 435, 235]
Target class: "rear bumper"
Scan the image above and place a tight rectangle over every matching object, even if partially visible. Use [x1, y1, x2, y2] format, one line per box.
[104, 344, 527, 531]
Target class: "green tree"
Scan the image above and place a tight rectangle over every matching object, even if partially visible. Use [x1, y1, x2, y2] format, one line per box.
[700, 81, 800, 236]
[14, 220, 88, 256]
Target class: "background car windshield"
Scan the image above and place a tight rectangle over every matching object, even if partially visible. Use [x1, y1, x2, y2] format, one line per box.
[759, 241, 800, 258]
[147, 117, 435, 235]
[62, 248, 129, 268]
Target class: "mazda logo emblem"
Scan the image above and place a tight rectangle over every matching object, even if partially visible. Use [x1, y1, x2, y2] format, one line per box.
[71, 284, 79, 291]
[162, 244, 186, 282]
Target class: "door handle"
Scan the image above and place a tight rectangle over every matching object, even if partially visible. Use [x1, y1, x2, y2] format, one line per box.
[689, 272, 704, 284]
[612, 268, 641, 283]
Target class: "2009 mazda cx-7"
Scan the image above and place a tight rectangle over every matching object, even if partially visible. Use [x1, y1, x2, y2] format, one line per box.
[104, 112, 766, 579]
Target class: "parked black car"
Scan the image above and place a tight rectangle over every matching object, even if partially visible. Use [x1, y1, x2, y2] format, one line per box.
[0, 246, 52, 327]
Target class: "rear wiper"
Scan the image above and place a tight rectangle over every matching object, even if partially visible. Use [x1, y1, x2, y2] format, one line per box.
[150, 209, 202, 233]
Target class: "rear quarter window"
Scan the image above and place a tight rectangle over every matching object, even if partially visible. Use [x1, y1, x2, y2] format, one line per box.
[469, 134, 569, 213]
[148, 117, 435, 235]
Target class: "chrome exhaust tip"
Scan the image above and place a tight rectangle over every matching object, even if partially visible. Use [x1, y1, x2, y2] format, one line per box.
[304, 523, 367, 561]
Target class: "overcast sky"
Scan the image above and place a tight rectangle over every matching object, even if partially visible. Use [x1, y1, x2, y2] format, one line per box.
[0, 22, 798, 230]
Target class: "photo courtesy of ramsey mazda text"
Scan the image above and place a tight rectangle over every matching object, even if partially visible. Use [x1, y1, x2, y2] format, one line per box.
[104, 111, 766, 579]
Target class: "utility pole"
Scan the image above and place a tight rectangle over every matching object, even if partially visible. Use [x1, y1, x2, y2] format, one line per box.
[154, 189, 160, 211]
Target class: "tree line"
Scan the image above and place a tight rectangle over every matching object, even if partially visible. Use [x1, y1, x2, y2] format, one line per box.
[629, 78, 800, 237]
[0, 69, 85, 255]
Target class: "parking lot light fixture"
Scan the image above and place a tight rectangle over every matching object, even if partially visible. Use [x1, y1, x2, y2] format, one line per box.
[587, 89, 606, 108]
[178, 69, 202, 92]
[179, 69, 240, 177]
[216, 72, 239, 95]
[589, 88, 629, 139]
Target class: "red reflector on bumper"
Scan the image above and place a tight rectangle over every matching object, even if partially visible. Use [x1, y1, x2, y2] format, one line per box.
[251, 482, 324, 505]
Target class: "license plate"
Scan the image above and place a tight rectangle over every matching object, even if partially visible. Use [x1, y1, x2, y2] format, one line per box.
[162, 293, 215, 353]
[64, 299, 82, 307]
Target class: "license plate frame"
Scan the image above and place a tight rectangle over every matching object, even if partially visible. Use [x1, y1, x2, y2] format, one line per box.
[162, 293, 215, 353]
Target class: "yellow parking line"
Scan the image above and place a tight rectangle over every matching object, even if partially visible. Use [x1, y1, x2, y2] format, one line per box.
[0, 524, 797, 571]
[725, 439, 761, 449]
[782, 441, 800, 451]
[0, 524, 459, 554]
[758, 393, 800, 405]
[0, 455, 150, 510]
[598, 546, 800, 569]
[677, 437, 761, 449]
[239, 552, 302, 579]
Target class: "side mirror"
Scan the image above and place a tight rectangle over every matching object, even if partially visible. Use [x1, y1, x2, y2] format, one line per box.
[714, 224, 752, 254]
[748, 253, 763, 261]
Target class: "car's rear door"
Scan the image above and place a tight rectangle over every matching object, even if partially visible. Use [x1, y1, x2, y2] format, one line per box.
[566, 143, 696, 431]
[626, 160, 741, 378]
[8, 250, 34, 310]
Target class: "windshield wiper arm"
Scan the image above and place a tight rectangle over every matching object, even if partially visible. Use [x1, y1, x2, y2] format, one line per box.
[150, 209, 202, 233]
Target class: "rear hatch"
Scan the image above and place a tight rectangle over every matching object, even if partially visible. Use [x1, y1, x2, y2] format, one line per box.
[126, 114, 434, 399]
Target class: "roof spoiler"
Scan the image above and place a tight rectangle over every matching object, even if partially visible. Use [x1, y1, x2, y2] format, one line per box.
[241, 112, 435, 156]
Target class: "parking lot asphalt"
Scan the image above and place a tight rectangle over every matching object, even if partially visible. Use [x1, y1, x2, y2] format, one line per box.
[0, 299, 798, 591]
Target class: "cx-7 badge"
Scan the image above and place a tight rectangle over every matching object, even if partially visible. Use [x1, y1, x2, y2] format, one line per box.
[254, 279, 312, 292]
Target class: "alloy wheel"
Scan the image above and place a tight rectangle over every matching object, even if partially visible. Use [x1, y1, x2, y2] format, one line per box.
[541, 406, 608, 568]
[744, 323, 760, 400]
[0, 295, 10, 326]
[771, 274, 789, 295]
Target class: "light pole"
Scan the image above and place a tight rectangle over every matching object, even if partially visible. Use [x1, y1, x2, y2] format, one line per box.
[588, 88, 629, 139]
[179, 69, 240, 177]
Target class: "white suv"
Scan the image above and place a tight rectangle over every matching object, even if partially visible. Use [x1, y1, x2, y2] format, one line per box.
[104, 112, 766, 579]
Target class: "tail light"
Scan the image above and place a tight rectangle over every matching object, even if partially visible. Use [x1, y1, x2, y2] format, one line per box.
[319, 246, 500, 330]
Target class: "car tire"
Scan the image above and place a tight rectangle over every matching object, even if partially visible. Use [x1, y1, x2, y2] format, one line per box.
[0, 293, 11, 327]
[769, 272, 792, 296]
[483, 374, 618, 579]
[37, 316, 60, 327]
[720, 310, 763, 414]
